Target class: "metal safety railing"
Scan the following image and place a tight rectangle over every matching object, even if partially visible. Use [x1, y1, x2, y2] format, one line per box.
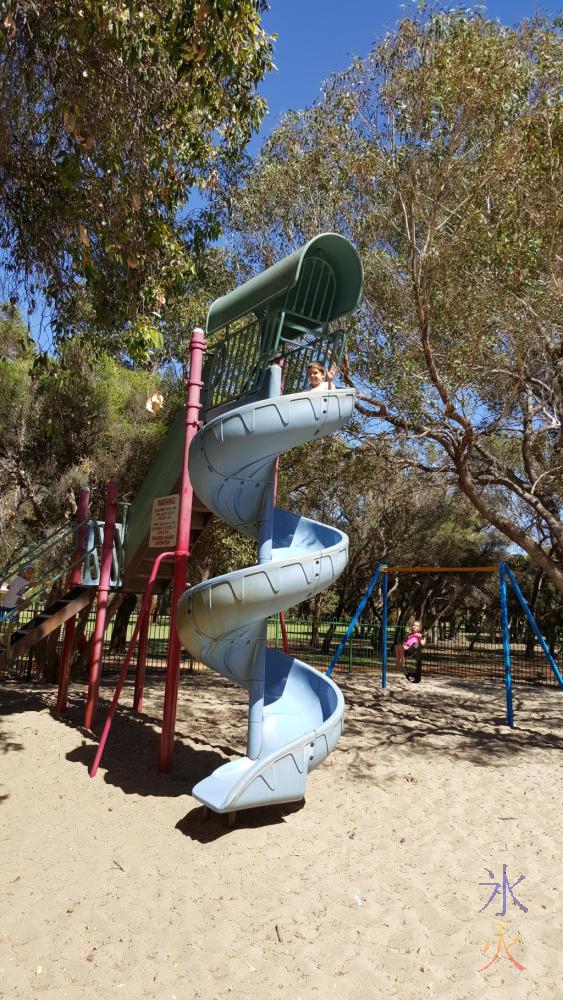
[0, 543, 98, 629]
[285, 255, 336, 327]
[201, 324, 347, 413]
[201, 244, 353, 413]
[1, 518, 126, 595]
[0, 520, 78, 585]
[1, 519, 92, 627]
[201, 317, 268, 411]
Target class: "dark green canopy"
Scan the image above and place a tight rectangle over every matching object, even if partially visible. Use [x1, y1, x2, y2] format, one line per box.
[206, 233, 363, 334]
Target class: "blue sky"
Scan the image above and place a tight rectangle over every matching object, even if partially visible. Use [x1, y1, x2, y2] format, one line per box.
[256, 2, 558, 149]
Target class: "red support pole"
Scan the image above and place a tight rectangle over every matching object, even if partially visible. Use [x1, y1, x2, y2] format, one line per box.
[159, 328, 206, 772]
[133, 596, 152, 713]
[89, 551, 174, 778]
[84, 477, 119, 730]
[56, 486, 90, 716]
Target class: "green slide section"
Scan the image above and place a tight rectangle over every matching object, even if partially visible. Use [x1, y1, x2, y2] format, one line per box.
[122, 411, 189, 591]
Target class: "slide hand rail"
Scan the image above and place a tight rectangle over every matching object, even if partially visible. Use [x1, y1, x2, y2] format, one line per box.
[0, 519, 84, 584]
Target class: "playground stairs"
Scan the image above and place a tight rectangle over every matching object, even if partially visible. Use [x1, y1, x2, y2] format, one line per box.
[0, 585, 95, 665]
[122, 504, 211, 594]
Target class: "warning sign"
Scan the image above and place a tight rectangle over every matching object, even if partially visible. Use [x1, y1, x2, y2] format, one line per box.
[149, 494, 180, 548]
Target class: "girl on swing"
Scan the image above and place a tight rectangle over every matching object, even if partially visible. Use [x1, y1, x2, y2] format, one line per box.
[396, 619, 427, 683]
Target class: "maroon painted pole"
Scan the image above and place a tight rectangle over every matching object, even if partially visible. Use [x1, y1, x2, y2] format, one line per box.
[89, 551, 174, 777]
[159, 328, 206, 772]
[56, 486, 91, 716]
[133, 597, 151, 713]
[84, 477, 119, 730]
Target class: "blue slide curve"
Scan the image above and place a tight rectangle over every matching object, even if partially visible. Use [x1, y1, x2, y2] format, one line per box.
[176, 371, 355, 813]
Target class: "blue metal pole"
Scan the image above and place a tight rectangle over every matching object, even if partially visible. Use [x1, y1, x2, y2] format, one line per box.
[505, 565, 563, 688]
[248, 363, 282, 760]
[326, 563, 385, 677]
[382, 570, 388, 689]
[499, 563, 514, 728]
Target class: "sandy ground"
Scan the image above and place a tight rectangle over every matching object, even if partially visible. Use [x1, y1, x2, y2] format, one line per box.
[0, 671, 561, 1000]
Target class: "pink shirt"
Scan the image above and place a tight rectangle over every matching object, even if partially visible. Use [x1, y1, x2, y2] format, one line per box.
[404, 630, 422, 650]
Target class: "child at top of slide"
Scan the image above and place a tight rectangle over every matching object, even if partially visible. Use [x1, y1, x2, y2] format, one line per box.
[307, 361, 338, 393]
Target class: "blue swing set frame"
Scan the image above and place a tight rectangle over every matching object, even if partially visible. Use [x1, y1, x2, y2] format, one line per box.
[326, 562, 563, 728]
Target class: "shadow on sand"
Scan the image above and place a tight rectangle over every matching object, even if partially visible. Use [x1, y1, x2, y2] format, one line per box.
[1, 685, 57, 805]
[60, 692, 239, 800]
[176, 799, 306, 843]
[338, 674, 563, 779]
[2, 673, 561, 814]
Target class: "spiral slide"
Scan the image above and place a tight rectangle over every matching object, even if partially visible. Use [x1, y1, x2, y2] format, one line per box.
[176, 369, 355, 814]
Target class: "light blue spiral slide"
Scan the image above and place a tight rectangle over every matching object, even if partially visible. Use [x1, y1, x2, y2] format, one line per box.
[176, 367, 355, 814]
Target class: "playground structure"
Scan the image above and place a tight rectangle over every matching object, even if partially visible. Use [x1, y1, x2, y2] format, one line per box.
[1, 232, 365, 818]
[0, 490, 125, 685]
[2, 229, 561, 817]
[326, 564, 563, 727]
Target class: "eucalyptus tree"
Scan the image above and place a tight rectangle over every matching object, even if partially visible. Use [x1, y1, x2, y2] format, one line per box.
[0, 1, 273, 361]
[274, 431, 507, 627]
[0, 316, 178, 563]
[223, 6, 563, 593]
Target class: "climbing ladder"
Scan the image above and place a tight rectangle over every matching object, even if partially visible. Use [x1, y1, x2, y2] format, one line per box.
[0, 515, 124, 669]
[0, 586, 95, 664]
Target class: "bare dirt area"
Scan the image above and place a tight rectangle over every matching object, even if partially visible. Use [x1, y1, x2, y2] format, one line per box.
[1, 672, 561, 999]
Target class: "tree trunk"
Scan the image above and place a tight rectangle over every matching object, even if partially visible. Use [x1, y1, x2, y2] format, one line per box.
[34, 625, 63, 683]
[109, 592, 138, 654]
[524, 569, 544, 659]
[31, 579, 64, 682]
[321, 593, 347, 654]
[468, 618, 483, 652]
[310, 593, 322, 648]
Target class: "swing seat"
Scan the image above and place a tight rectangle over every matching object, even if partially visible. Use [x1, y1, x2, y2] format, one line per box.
[403, 644, 423, 684]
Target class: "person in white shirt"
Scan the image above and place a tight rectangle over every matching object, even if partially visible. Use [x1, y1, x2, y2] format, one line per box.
[0, 564, 36, 621]
[307, 361, 338, 393]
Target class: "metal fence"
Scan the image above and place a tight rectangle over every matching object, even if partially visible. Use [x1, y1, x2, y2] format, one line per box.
[0, 601, 198, 683]
[2, 605, 561, 689]
[270, 618, 562, 687]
